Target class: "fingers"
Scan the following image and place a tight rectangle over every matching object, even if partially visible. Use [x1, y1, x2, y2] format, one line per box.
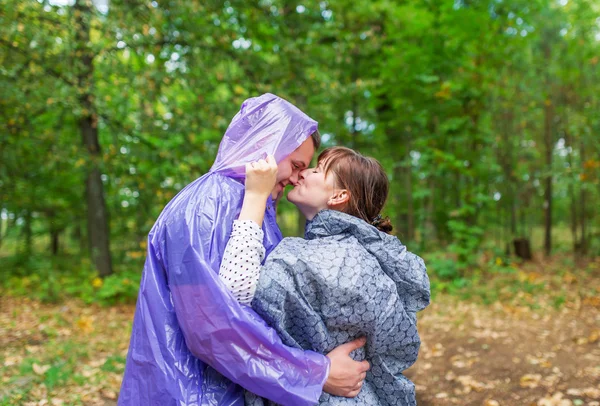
[348, 380, 364, 397]
[359, 359, 370, 372]
[348, 390, 360, 398]
[247, 156, 277, 172]
[338, 336, 367, 355]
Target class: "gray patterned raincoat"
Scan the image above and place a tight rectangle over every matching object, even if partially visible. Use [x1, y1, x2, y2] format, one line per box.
[247, 210, 430, 406]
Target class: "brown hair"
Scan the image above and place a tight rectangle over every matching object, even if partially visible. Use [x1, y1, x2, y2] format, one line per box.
[318, 147, 393, 234]
[310, 130, 321, 150]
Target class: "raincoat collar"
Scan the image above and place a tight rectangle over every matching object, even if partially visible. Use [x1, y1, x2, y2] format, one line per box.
[305, 209, 374, 240]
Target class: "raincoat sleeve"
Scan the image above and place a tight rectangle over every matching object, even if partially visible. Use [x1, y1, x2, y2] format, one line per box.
[162, 176, 330, 406]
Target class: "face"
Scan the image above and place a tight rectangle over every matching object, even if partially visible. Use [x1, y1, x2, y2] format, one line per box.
[287, 162, 347, 220]
[271, 136, 315, 200]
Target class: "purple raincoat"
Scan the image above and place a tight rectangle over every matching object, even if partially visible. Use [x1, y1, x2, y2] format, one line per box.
[119, 94, 329, 406]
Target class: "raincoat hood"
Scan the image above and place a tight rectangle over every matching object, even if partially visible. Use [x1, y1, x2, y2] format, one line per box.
[211, 93, 318, 178]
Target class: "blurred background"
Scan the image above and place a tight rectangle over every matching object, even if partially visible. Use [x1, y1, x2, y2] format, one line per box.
[1, 0, 599, 405]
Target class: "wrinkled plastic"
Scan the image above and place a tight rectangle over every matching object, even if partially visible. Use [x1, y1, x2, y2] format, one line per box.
[119, 94, 329, 406]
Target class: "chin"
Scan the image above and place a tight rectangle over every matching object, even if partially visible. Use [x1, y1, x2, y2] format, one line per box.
[286, 189, 297, 203]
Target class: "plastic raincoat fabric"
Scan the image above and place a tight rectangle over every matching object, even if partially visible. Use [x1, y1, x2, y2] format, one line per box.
[246, 210, 431, 406]
[119, 93, 330, 406]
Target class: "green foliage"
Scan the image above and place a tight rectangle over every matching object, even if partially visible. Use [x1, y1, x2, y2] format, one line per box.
[2, 255, 140, 305]
[1, 0, 599, 294]
[95, 270, 141, 305]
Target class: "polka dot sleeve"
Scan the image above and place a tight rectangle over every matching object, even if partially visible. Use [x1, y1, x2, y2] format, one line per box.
[219, 220, 266, 305]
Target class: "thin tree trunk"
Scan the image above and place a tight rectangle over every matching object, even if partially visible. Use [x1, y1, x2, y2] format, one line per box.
[47, 211, 60, 256]
[24, 210, 32, 254]
[564, 125, 579, 255]
[75, 0, 112, 276]
[0, 207, 3, 250]
[297, 210, 306, 237]
[405, 138, 414, 242]
[542, 37, 554, 258]
[393, 164, 409, 240]
[579, 140, 587, 254]
[543, 98, 553, 257]
[51, 229, 60, 256]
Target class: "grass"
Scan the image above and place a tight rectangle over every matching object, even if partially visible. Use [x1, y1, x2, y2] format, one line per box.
[0, 297, 132, 405]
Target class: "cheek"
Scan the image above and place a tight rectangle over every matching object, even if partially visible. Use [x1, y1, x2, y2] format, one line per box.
[276, 166, 292, 183]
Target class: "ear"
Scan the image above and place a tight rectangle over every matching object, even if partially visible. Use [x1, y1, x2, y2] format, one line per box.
[327, 189, 350, 209]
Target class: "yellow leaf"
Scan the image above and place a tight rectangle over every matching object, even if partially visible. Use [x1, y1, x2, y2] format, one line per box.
[76, 316, 94, 334]
[92, 277, 103, 288]
[495, 257, 503, 266]
[519, 373, 541, 388]
[32, 363, 51, 375]
[233, 85, 245, 95]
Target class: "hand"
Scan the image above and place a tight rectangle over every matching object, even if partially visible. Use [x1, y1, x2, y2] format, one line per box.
[245, 155, 278, 199]
[323, 337, 370, 398]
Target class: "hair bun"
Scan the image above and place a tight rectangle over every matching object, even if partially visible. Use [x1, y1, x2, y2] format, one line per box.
[371, 215, 393, 234]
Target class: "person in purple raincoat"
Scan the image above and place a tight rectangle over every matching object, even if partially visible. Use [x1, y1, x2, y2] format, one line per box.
[118, 93, 369, 406]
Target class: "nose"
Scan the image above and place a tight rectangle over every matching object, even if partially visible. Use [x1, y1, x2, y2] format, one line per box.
[290, 168, 308, 186]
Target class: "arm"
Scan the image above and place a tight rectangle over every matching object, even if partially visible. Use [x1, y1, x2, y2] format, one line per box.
[166, 176, 328, 405]
[219, 220, 265, 305]
[219, 155, 276, 304]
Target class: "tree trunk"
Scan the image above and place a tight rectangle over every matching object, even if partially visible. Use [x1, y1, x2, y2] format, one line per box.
[51, 229, 60, 256]
[296, 209, 306, 237]
[24, 210, 32, 254]
[579, 140, 587, 254]
[393, 165, 409, 240]
[75, 0, 112, 276]
[0, 208, 3, 250]
[48, 211, 60, 256]
[564, 125, 579, 255]
[543, 98, 553, 258]
[405, 149, 414, 242]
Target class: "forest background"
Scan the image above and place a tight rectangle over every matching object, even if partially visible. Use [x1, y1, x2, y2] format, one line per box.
[1, 0, 599, 405]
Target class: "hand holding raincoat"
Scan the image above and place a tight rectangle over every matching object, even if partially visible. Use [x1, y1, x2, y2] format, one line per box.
[119, 94, 330, 406]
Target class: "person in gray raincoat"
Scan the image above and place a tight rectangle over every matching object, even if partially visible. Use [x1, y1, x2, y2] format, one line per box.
[219, 146, 431, 405]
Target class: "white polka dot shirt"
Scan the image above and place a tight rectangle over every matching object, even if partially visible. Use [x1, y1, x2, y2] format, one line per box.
[219, 220, 265, 305]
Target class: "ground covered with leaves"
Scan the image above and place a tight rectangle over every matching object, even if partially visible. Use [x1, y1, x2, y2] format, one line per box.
[1, 258, 599, 405]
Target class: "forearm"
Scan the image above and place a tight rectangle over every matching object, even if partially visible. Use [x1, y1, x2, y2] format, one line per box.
[171, 280, 329, 405]
[238, 191, 269, 225]
[219, 220, 265, 305]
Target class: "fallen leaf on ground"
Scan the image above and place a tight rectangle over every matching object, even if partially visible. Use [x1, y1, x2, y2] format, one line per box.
[32, 363, 50, 375]
[520, 373, 542, 388]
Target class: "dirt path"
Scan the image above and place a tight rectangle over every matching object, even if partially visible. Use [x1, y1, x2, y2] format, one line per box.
[2, 261, 599, 405]
[407, 296, 600, 405]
